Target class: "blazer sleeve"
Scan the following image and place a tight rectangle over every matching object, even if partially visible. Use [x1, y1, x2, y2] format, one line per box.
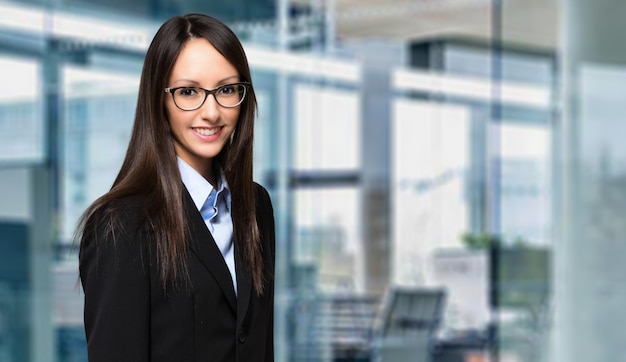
[79, 212, 151, 362]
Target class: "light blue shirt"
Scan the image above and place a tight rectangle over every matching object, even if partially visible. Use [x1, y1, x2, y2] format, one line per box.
[177, 157, 237, 297]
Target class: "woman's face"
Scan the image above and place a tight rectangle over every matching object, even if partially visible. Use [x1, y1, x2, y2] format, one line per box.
[165, 37, 241, 178]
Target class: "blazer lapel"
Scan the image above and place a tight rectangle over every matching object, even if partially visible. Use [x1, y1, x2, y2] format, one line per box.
[183, 189, 237, 313]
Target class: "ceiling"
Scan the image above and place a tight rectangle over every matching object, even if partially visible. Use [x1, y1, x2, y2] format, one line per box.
[293, 0, 559, 51]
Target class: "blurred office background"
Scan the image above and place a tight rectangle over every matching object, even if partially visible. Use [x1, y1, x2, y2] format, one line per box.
[0, 0, 624, 361]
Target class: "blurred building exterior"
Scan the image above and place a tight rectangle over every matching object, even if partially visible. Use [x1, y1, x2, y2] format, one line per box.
[0, 0, 622, 361]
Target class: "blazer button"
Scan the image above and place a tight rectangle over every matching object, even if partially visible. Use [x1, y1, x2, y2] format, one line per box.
[238, 328, 247, 344]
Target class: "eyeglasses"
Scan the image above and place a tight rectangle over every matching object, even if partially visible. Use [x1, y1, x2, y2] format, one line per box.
[164, 82, 249, 110]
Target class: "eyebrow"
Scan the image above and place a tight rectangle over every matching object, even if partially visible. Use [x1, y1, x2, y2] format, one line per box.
[171, 75, 241, 86]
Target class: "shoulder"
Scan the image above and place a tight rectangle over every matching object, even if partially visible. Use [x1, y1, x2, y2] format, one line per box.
[254, 183, 275, 228]
[79, 194, 152, 285]
[103, 194, 143, 222]
[81, 194, 150, 250]
[253, 182, 275, 244]
[254, 182, 273, 211]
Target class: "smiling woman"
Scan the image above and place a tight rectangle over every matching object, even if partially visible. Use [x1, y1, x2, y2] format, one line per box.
[76, 13, 275, 362]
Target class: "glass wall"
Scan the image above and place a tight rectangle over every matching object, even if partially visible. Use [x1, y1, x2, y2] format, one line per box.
[554, 1, 626, 361]
[1, 0, 625, 361]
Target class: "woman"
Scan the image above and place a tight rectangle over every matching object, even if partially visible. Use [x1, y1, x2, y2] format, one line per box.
[78, 13, 275, 361]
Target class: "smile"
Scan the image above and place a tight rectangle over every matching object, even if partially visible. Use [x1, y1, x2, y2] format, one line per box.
[192, 127, 221, 136]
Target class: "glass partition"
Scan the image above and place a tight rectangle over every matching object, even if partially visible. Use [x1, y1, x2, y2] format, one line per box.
[5, 1, 626, 361]
[0, 54, 42, 362]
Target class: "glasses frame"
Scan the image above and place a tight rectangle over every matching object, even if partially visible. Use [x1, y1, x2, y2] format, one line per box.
[164, 81, 250, 111]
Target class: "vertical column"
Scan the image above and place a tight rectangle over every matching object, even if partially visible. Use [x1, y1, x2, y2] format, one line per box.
[488, 1, 503, 360]
[555, 2, 626, 361]
[358, 41, 404, 294]
[362, 52, 390, 294]
[29, 167, 55, 362]
[29, 38, 62, 361]
[275, 1, 292, 361]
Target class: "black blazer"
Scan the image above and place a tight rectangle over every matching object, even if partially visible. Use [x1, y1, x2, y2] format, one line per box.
[80, 183, 275, 362]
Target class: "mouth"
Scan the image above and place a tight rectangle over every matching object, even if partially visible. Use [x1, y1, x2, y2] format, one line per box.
[192, 127, 222, 136]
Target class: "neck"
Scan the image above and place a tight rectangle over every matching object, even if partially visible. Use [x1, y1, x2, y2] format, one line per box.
[202, 161, 216, 188]
[176, 153, 215, 188]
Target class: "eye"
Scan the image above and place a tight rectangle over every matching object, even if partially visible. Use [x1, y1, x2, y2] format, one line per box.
[176, 87, 200, 97]
[218, 84, 237, 96]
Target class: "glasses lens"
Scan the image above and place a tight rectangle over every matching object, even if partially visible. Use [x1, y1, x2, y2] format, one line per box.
[215, 83, 246, 107]
[173, 87, 204, 110]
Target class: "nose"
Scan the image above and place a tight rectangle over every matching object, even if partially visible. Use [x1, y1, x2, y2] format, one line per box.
[200, 93, 220, 121]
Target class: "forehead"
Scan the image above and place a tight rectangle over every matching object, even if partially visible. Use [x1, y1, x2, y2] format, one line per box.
[169, 37, 238, 84]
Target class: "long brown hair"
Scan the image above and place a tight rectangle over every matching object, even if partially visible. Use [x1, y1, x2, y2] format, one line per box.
[77, 14, 264, 295]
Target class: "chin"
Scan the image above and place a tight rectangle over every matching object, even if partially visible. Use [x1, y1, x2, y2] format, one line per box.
[200, 148, 225, 160]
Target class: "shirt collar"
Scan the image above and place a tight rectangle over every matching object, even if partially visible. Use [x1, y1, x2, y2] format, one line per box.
[177, 157, 230, 212]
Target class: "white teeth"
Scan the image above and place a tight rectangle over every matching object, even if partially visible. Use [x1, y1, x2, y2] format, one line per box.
[194, 127, 219, 136]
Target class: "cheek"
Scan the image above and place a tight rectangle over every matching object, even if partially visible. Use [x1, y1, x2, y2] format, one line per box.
[167, 115, 189, 142]
[165, 104, 190, 131]
[229, 109, 241, 128]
